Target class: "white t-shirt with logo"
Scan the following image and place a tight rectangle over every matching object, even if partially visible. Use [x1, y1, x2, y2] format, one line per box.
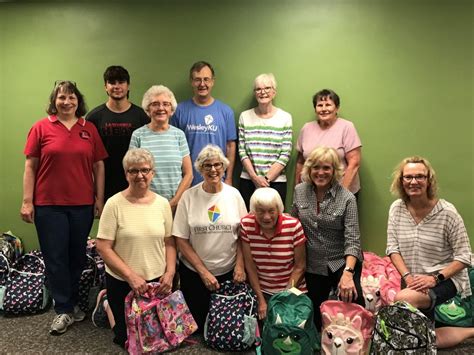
[172, 182, 247, 275]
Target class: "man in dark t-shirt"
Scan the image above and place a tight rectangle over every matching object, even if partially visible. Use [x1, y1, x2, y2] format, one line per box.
[87, 66, 149, 201]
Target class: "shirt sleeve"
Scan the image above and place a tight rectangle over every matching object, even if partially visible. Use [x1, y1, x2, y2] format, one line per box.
[162, 198, 173, 237]
[343, 194, 362, 260]
[342, 120, 362, 153]
[225, 107, 237, 141]
[129, 129, 140, 149]
[90, 123, 108, 162]
[238, 113, 248, 161]
[239, 217, 250, 243]
[24, 123, 41, 157]
[170, 108, 181, 130]
[172, 192, 190, 239]
[446, 208, 472, 266]
[386, 201, 401, 256]
[293, 220, 306, 247]
[296, 125, 305, 153]
[97, 198, 118, 241]
[275, 114, 293, 167]
[178, 130, 190, 158]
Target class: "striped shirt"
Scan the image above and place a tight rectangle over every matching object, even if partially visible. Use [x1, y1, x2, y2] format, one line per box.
[129, 125, 190, 200]
[238, 108, 292, 182]
[240, 214, 307, 294]
[386, 199, 472, 298]
[291, 181, 362, 275]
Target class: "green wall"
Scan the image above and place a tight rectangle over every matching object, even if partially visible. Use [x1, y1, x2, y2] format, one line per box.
[1, 0, 472, 254]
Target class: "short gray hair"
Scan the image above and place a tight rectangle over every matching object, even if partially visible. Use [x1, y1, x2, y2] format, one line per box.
[123, 148, 155, 171]
[194, 144, 229, 174]
[141, 85, 178, 113]
[254, 73, 277, 90]
[249, 187, 284, 214]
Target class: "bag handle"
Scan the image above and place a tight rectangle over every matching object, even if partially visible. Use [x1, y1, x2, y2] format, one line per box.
[0, 253, 10, 279]
[10, 253, 45, 276]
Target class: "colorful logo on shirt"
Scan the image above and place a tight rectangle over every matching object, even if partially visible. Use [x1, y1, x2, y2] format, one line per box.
[204, 114, 214, 125]
[79, 130, 91, 139]
[208, 205, 221, 223]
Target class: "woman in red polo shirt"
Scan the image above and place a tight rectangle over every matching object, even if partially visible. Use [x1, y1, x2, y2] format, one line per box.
[20, 81, 108, 335]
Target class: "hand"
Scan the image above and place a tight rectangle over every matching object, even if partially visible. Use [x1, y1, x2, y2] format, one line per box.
[200, 271, 220, 291]
[157, 272, 174, 294]
[257, 297, 267, 320]
[252, 176, 269, 188]
[169, 198, 178, 213]
[338, 271, 357, 303]
[94, 199, 104, 218]
[20, 202, 34, 223]
[233, 266, 246, 283]
[224, 176, 233, 186]
[127, 272, 148, 295]
[408, 274, 436, 293]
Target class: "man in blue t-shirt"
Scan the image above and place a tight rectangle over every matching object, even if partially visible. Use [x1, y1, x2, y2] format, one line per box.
[171, 61, 236, 186]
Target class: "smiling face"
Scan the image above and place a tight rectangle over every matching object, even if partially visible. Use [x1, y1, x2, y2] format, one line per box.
[147, 93, 173, 126]
[191, 66, 214, 100]
[55, 88, 78, 117]
[315, 97, 338, 125]
[125, 162, 154, 190]
[310, 160, 335, 190]
[201, 157, 225, 186]
[254, 204, 279, 232]
[105, 80, 129, 101]
[254, 80, 276, 105]
[402, 163, 429, 199]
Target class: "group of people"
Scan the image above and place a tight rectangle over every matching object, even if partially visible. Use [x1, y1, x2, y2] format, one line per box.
[20, 61, 472, 350]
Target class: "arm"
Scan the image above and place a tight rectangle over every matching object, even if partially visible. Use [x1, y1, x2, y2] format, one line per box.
[338, 254, 359, 302]
[294, 152, 305, 185]
[20, 156, 39, 223]
[341, 147, 361, 190]
[169, 155, 193, 212]
[175, 237, 220, 291]
[224, 140, 236, 185]
[241, 157, 269, 187]
[242, 240, 267, 320]
[93, 160, 105, 218]
[96, 238, 149, 294]
[158, 237, 177, 293]
[287, 243, 306, 289]
[268, 121, 292, 182]
[233, 239, 246, 283]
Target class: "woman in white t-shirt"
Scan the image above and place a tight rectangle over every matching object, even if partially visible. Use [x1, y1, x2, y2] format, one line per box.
[173, 144, 248, 331]
[96, 148, 175, 348]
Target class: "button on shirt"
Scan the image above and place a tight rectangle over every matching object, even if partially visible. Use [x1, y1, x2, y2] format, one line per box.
[291, 181, 362, 275]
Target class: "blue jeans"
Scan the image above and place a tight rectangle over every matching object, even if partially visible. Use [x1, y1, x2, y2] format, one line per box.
[34, 205, 94, 314]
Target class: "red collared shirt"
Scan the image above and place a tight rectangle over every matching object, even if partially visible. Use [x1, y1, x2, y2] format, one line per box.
[24, 116, 108, 205]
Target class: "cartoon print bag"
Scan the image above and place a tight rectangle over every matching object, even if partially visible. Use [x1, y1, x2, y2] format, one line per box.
[0, 231, 24, 264]
[125, 282, 197, 354]
[204, 280, 258, 351]
[321, 300, 374, 355]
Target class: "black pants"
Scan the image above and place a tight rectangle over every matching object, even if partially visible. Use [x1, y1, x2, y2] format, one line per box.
[178, 262, 234, 332]
[239, 178, 287, 211]
[305, 261, 364, 331]
[106, 273, 160, 348]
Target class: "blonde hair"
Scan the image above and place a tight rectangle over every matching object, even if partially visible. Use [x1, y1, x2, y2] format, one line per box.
[301, 147, 344, 184]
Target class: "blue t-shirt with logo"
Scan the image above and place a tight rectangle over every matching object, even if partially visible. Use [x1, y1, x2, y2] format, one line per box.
[171, 99, 236, 185]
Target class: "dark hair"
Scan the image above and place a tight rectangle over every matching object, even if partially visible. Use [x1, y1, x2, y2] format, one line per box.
[312, 89, 340, 108]
[46, 81, 87, 117]
[103, 65, 130, 84]
[189, 61, 215, 79]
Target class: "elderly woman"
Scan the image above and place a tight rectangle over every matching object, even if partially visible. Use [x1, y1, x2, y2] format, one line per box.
[387, 156, 474, 348]
[238, 73, 292, 209]
[129, 85, 192, 212]
[173, 144, 247, 331]
[96, 148, 175, 348]
[291, 147, 364, 330]
[240, 187, 306, 320]
[295, 89, 362, 197]
[20, 81, 107, 335]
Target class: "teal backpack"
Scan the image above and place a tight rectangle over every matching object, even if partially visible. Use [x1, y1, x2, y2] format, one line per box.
[262, 289, 320, 355]
[435, 267, 474, 327]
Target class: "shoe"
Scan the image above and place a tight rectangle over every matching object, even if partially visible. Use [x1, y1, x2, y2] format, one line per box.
[49, 313, 74, 335]
[73, 305, 86, 322]
[92, 289, 110, 328]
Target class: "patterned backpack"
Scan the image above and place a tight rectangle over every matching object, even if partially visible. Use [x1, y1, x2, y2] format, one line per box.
[370, 301, 436, 354]
[78, 239, 106, 311]
[204, 281, 258, 351]
[320, 300, 375, 355]
[262, 289, 320, 355]
[125, 282, 197, 354]
[0, 231, 23, 264]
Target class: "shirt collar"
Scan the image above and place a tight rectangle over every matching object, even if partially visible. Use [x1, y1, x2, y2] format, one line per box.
[48, 115, 85, 126]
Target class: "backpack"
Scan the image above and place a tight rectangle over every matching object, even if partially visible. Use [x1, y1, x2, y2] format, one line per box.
[0, 231, 23, 264]
[370, 301, 436, 354]
[78, 239, 106, 311]
[204, 280, 258, 351]
[0, 253, 10, 310]
[320, 300, 375, 354]
[125, 282, 197, 354]
[435, 267, 474, 327]
[262, 288, 320, 355]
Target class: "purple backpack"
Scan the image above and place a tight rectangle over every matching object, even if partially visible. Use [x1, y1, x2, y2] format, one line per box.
[125, 282, 198, 354]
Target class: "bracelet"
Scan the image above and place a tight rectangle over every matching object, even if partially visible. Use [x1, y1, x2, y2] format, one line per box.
[264, 176, 270, 182]
[401, 271, 411, 279]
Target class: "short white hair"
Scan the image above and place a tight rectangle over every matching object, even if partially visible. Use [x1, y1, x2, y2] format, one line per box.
[194, 144, 229, 174]
[254, 73, 277, 90]
[141, 85, 178, 113]
[122, 148, 155, 171]
[249, 187, 284, 214]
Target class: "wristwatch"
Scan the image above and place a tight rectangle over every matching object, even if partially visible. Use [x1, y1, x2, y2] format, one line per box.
[344, 266, 355, 274]
[434, 272, 445, 284]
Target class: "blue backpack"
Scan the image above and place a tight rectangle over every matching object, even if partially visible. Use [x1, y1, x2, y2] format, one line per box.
[263, 289, 320, 355]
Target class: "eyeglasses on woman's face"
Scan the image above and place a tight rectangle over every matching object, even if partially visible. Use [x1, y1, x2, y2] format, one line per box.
[149, 101, 172, 109]
[202, 162, 224, 171]
[127, 168, 153, 176]
[254, 86, 273, 94]
[401, 174, 428, 183]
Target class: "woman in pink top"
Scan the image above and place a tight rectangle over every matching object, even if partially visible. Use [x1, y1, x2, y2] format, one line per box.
[295, 89, 362, 197]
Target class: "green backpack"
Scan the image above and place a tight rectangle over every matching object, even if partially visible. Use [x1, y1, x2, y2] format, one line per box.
[262, 289, 320, 355]
[435, 267, 474, 327]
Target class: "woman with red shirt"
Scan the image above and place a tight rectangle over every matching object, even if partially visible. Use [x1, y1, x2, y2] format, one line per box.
[20, 81, 107, 335]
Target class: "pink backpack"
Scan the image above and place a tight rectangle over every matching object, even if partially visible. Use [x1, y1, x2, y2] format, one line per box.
[125, 283, 198, 354]
[320, 300, 374, 355]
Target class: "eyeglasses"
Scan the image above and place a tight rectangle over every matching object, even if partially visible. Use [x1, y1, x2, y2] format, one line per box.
[127, 168, 153, 176]
[192, 77, 213, 85]
[202, 162, 224, 171]
[149, 101, 172, 109]
[402, 174, 428, 182]
[54, 80, 77, 88]
[254, 86, 273, 94]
